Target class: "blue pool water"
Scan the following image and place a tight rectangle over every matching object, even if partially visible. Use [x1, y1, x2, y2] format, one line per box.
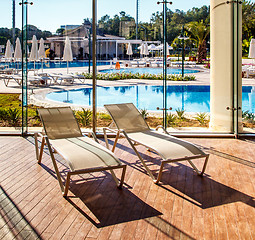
[100, 68, 199, 75]
[0, 60, 109, 70]
[46, 85, 255, 113]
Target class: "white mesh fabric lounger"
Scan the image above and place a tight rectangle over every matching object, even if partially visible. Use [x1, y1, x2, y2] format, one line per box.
[103, 103, 209, 184]
[34, 107, 126, 197]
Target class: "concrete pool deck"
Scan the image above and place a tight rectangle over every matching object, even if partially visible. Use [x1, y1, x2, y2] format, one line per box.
[1, 63, 255, 111]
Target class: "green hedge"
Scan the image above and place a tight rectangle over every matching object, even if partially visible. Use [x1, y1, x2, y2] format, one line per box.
[81, 72, 196, 81]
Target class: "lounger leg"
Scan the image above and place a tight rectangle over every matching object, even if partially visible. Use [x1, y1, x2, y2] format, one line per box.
[154, 161, 166, 184]
[34, 133, 39, 160]
[38, 136, 45, 164]
[187, 160, 201, 175]
[109, 164, 126, 189]
[187, 154, 210, 176]
[112, 131, 120, 153]
[118, 165, 127, 189]
[45, 137, 65, 193]
[200, 155, 210, 176]
[103, 128, 110, 149]
[103, 128, 120, 153]
[123, 132, 156, 181]
[63, 172, 71, 197]
[109, 169, 120, 186]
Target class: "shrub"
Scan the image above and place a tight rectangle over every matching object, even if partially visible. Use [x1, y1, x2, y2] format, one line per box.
[242, 110, 255, 123]
[76, 108, 92, 127]
[0, 108, 8, 120]
[195, 112, 208, 126]
[140, 108, 148, 119]
[176, 108, 186, 120]
[7, 107, 21, 126]
[98, 113, 112, 120]
[167, 112, 177, 126]
[81, 72, 196, 81]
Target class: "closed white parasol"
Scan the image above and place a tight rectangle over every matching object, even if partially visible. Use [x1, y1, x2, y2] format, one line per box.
[63, 36, 73, 73]
[143, 42, 149, 56]
[29, 35, 38, 74]
[4, 40, 12, 60]
[126, 42, 133, 60]
[38, 38, 46, 72]
[14, 38, 22, 61]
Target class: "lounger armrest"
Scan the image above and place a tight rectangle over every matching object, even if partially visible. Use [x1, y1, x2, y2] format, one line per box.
[155, 125, 169, 134]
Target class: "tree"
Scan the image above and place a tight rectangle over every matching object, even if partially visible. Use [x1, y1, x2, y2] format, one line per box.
[186, 20, 209, 63]
[242, 0, 255, 40]
[56, 28, 65, 35]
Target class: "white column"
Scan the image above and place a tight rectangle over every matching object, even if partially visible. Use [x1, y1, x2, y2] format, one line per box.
[209, 0, 242, 132]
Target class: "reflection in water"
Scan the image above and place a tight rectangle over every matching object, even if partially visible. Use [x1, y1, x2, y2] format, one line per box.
[46, 85, 255, 113]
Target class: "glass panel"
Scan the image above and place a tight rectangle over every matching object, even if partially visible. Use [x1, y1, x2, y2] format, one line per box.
[0, 1, 24, 134]
[22, 0, 28, 135]
[241, 1, 255, 134]
[0, 0, 244, 136]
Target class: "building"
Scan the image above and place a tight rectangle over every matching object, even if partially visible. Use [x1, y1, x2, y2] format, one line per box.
[47, 20, 159, 60]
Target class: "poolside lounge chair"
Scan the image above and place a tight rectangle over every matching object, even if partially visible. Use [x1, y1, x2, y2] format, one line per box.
[34, 107, 126, 196]
[247, 66, 255, 78]
[47, 73, 74, 85]
[103, 103, 209, 184]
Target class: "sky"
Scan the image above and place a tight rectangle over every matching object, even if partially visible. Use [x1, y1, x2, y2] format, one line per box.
[1, 0, 211, 33]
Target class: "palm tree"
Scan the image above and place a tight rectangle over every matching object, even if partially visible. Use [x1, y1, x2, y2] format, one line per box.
[186, 20, 210, 63]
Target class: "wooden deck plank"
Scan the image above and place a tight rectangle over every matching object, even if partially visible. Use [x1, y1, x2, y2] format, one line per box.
[0, 136, 255, 240]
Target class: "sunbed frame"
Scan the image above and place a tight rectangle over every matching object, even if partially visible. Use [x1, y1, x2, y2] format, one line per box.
[34, 107, 126, 197]
[103, 103, 209, 184]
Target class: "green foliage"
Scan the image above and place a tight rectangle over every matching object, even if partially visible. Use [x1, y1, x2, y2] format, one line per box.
[242, 110, 255, 123]
[185, 20, 210, 63]
[0, 94, 20, 108]
[56, 28, 65, 35]
[176, 108, 186, 120]
[0, 108, 8, 120]
[195, 112, 208, 126]
[242, 37, 253, 57]
[81, 72, 196, 81]
[98, 113, 112, 120]
[7, 108, 21, 126]
[167, 112, 177, 126]
[140, 108, 148, 119]
[98, 12, 135, 37]
[76, 108, 92, 127]
[242, 1, 255, 40]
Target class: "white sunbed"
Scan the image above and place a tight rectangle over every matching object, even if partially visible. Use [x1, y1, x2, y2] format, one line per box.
[35, 107, 127, 197]
[103, 103, 209, 184]
[47, 73, 75, 85]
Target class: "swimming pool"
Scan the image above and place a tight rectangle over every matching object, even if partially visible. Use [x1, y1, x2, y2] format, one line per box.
[100, 68, 199, 75]
[0, 60, 110, 70]
[46, 85, 255, 113]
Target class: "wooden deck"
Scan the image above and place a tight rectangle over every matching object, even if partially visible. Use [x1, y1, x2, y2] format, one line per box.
[0, 136, 255, 240]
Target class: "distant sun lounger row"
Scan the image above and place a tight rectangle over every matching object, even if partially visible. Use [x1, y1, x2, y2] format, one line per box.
[121, 59, 197, 68]
[0, 72, 86, 87]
